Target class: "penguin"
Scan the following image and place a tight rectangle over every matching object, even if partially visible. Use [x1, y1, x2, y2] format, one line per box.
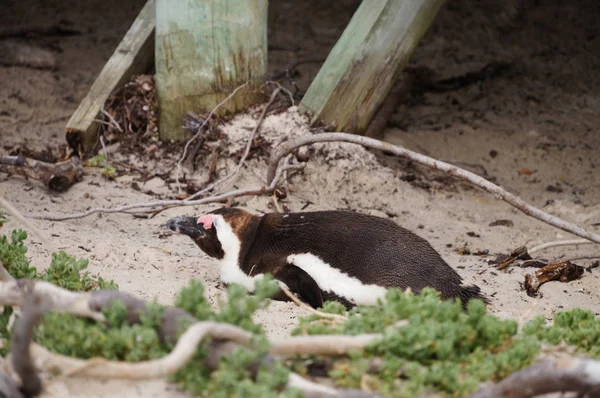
[166, 207, 488, 310]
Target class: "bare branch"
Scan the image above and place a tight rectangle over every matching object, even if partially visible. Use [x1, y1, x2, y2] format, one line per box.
[271, 334, 380, 357]
[10, 292, 47, 398]
[468, 358, 600, 398]
[0, 195, 55, 250]
[6, 273, 599, 398]
[187, 87, 281, 200]
[227, 88, 280, 186]
[0, 372, 24, 398]
[33, 321, 254, 379]
[529, 239, 597, 255]
[263, 81, 296, 106]
[0, 277, 379, 363]
[266, 57, 325, 81]
[30, 163, 305, 221]
[175, 82, 249, 193]
[286, 373, 385, 397]
[0, 276, 379, 397]
[278, 282, 347, 321]
[267, 132, 600, 244]
[100, 108, 123, 133]
[0, 279, 104, 322]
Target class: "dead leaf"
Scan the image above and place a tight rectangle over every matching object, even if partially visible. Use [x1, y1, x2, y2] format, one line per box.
[518, 168, 534, 175]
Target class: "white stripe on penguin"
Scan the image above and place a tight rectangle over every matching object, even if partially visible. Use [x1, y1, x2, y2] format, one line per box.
[287, 253, 387, 306]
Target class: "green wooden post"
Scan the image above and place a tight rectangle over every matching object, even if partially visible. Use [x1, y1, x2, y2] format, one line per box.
[155, 0, 268, 141]
[299, 0, 445, 134]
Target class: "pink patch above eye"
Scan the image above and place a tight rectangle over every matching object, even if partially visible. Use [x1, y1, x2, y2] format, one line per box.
[197, 215, 213, 229]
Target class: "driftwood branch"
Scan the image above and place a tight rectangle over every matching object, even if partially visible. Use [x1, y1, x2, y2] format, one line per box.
[0, 372, 24, 398]
[0, 279, 104, 322]
[468, 358, 600, 398]
[10, 291, 46, 398]
[0, 155, 83, 192]
[2, 266, 600, 397]
[0, 275, 382, 398]
[266, 132, 600, 244]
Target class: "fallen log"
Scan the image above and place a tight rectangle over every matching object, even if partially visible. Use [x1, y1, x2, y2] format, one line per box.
[0, 155, 83, 192]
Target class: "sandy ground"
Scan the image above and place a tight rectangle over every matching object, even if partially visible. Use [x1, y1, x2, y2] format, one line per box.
[1, 0, 599, 397]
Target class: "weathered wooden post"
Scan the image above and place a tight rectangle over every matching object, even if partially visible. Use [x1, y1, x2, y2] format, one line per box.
[299, 0, 445, 134]
[155, 0, 268, 141]
[65, 0, 155, 155]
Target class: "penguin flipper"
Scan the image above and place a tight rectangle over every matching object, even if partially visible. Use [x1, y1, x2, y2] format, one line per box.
[273, 264, 323, 309]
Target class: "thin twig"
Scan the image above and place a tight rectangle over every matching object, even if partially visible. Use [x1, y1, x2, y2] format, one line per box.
[100, 109, 123, 133]
[233, 88, 281, 183]
[267, 57, 325, 81]
[278, 282, 347, 321]
[175, 82, 249, 194]
[271, 191, 283, 213]
[266, 133, 600, 244]
[562, 256, 600, 262]
[99, 135, 110, 161]
[529, 239, 597, 255]
[30, 164, 305, 221]
[92, 118, 114, 127]
[0, 194, 54, 249]
[263, 81, 296, 106]
[188, 87, 281, 199]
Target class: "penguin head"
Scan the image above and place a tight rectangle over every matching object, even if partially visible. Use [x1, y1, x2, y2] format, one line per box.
[167, 207, 256, 260]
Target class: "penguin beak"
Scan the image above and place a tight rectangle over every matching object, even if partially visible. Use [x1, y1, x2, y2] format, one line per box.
[167, 216, 206, 238]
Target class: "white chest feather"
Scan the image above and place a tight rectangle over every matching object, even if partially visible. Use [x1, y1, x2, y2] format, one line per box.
[287, 253, 388, 306]
[212, 215, 262, 291]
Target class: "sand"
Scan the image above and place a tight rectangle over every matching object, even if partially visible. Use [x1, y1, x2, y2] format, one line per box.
[1, 0, 599, 396]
